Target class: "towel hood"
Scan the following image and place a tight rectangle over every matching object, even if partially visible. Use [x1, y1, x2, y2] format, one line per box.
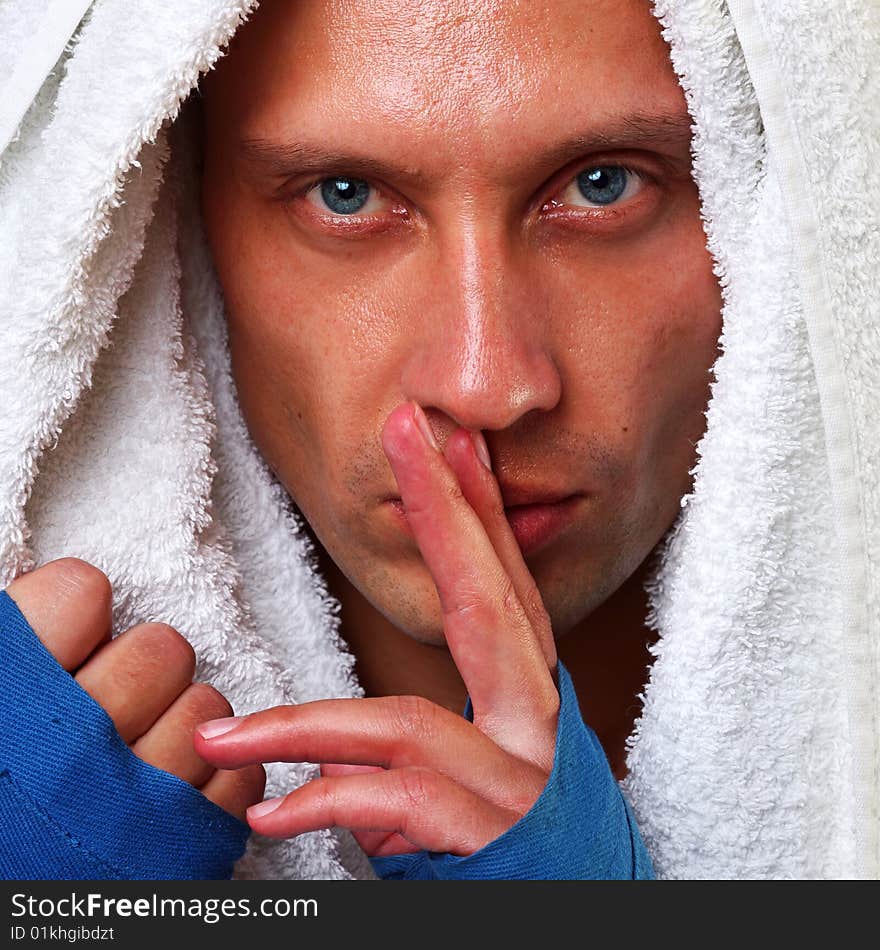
[1, 0, 877, 879]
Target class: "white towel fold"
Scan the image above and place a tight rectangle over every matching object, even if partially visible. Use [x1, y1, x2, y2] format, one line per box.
[1, 0, 877, 879]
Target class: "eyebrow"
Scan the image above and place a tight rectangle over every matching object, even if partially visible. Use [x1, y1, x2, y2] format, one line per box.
[238, 110, 695, 188]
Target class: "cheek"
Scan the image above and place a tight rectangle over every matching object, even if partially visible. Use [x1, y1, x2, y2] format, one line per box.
[643, 227, 723, 409]
[626, 236, 723, 503]
[207, 184, 398, 402]
[223, 290, 326, 475]
[201, 196, 334, 499]
[202, 182, 410, 540]
[552, 214, 722, 509]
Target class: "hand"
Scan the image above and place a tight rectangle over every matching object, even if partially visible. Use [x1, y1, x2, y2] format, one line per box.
[4, 557, 265, 821]
[194, 401, 561, 857]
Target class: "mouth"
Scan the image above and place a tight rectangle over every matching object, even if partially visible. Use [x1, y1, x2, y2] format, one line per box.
[386, 494, 584, 557]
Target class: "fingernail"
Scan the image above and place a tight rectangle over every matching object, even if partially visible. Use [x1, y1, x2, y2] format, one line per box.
[470, 429, 492, 471]
[412, 403, 439, 451]
[197, 716, 244, 740]
[248, 796, 285, 820]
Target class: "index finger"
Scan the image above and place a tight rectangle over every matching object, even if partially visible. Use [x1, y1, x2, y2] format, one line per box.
[442, 426, 557, 677]
[381, 402, 558, 751]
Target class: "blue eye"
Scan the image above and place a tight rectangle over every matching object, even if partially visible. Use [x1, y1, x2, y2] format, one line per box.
[575, 166, 630, 205]
[319, 177, 371, 214]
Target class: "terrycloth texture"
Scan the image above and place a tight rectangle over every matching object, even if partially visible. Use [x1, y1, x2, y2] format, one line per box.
[0, 0, 877, 880]
[0, 590, 249, 880]
[370, 660, 655, 880]
[0, 0, 368, 882]
[622, 0, 880, 880]
[0, 0, 93, 156]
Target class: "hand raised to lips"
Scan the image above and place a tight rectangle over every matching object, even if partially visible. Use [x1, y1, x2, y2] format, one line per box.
[193, 400, 561, 859]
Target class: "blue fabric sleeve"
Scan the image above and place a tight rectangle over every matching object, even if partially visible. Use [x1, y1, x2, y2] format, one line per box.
[369, 659, 655, 880]
[0, 588, 251, 880]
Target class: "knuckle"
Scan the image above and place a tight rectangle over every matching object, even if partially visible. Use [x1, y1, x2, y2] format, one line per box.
[311, 778, 340, 821]
[525, 685, 561, 742]
[185, 681, 233, 719]
[441, 596, 482, 622]
[537, 680, 561, 720]
[443, 480, 465, 505]
[523, 587, 550, 626]
[396, 766, 435, 811]
[5, 558, 114, 667]
[440, 582, 491, 624]
[508, 768, 548, 817]
[500, 577, 520, 615]
[530, 690, 561, 770]
[389, 693, 438, 743]
[132, 622, 197, 678]
[50, 557, 113, 610]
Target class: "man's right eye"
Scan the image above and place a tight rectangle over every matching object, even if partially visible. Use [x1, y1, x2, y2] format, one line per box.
[305, 176, 383, 216]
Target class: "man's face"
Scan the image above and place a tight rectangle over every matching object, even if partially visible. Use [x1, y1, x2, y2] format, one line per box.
[200, 0, 722, 646]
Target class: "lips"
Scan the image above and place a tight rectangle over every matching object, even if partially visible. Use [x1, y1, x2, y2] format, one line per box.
[387, 493, 582, 556]
[503, 496, 582, 555]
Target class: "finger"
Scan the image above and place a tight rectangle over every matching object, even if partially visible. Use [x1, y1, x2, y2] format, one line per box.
[201, 765, 267, 822]
[381, 401, 558, 734]
[443, 427, 557, 675]
[194, 695, 548, 807]
[320, 762, 384, 778]
[4, 557, 112, 671]
[247, 767, 517, 856]
[320, 764, 419, 857]
[131, 682, 233, 787]
[74, 623, 195, 743]
[367, 831, 422, 858]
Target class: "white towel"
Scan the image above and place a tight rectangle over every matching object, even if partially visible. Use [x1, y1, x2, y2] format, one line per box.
[0, 0, 877, 879]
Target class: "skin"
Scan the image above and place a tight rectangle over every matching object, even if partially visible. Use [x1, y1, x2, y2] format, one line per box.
[1, 0, 721, 865]
[194, 0, 723, 859]
[5, 558, 266, 820]
[199, 0, 719, 658]
[199, 405, 561, 855]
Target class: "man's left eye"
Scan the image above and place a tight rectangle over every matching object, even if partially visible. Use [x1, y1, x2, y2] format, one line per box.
[558, 165, 643, 209]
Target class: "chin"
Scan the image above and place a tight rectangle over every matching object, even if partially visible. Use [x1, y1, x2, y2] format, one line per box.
[398, 624, 450, 648]
[384, 560, 583, 647]
[374, 579, 449, 647]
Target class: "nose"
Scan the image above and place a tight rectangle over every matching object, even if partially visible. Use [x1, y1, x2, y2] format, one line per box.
[399, 226, 562, 434]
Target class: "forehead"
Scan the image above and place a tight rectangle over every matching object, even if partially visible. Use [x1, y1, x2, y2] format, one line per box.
[204, 0, 686, 165]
